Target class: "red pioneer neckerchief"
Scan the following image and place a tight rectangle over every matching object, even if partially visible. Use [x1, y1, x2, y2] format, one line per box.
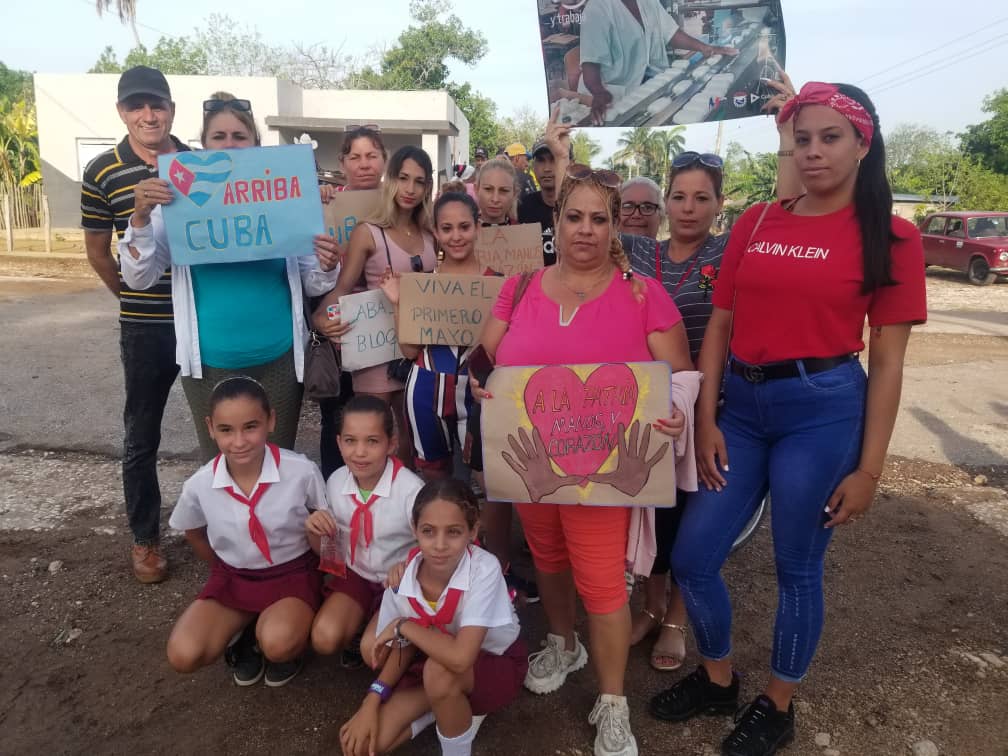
[213, 443, 281, 565]
[403, 546, 472, 633]
[349, 457, 404, 565]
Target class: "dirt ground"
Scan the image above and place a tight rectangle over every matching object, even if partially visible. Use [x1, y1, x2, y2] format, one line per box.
[0, 264, 1006, 755]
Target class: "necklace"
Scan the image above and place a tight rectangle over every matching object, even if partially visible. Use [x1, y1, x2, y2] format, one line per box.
[557, 266, 612, 300]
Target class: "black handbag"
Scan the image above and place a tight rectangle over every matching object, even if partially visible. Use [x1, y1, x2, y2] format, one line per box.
[303, 329, 343, 401]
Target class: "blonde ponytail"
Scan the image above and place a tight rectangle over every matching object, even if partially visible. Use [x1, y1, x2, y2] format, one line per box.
[610, 235, 645, 301]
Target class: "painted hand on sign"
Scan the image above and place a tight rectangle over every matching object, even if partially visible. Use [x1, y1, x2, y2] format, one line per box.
[587, 421, 669, 497]
[502, 427, 581, 503]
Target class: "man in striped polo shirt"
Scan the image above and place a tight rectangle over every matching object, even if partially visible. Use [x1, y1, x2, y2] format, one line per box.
[81, 66, 189, 584]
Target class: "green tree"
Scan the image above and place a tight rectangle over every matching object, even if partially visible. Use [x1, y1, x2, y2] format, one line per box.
[0, 63, 39, 187]
[88, 37, 210, 75]
[722, 141, 777, 222]
[961, 88, 1008, 175]
[572, 131, 602, 165]
[613, 126, 684, 181]
[498, 106, 545, 152]
[0, 62, 33, 104]
[447, 83, 500, 158]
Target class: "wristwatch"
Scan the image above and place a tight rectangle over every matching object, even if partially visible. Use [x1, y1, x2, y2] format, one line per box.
[368, 679, 393, 703]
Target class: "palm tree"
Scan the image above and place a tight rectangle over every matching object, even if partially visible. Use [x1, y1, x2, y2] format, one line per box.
[95, 1, 142, 47]
[614, 127, 655, 179]
[650, 126, 687, 183]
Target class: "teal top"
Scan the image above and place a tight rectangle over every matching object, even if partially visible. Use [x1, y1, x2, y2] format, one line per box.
[190, 258, 293, 369]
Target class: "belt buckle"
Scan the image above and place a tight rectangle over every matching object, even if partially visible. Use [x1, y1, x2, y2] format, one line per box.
[743, 364, 765, 383]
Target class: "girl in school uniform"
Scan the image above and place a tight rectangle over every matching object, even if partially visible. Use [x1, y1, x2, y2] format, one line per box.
[340, 478, 527, 756]
[166, 377, 327, 688]
[307, 395, 425, 661]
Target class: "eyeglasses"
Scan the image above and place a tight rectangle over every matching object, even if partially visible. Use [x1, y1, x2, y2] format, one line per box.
[203, 98, 252, 113]
[620, 201, 660, 216]
[345, 123, 381, 133]
[566, 163, 622, 188]
[410, 255, 423, 273]
[671, 152, 724, 170]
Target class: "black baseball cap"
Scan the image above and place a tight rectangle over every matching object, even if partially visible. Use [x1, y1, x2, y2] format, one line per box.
[117, 66, 172, 103]
[532, 138, 574, 160]
[474, 146, 488, 159]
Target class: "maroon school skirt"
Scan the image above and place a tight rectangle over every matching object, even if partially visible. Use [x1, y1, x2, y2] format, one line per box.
[322, 568, 385, 617]
[397, 637, 529, 715]
[198, 551, 323, 613]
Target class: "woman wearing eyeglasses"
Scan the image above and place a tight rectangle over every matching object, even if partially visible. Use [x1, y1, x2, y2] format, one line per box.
[313, 145, 438, 464]
[120, 92, 340, 460]
[649, 84, 926, 756]
[617, 177, 664, 240]
[471, 164, 693, 756]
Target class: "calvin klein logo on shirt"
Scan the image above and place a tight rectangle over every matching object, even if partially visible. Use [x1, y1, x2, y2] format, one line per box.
[747, 241, 830, 260]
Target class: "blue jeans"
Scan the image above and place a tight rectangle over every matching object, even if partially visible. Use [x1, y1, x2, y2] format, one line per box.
[671, 358, 866, 683]
[120, 322, 179, 545]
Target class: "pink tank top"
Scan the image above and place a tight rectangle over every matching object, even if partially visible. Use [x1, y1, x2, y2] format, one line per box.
[363, 223, 436, 289]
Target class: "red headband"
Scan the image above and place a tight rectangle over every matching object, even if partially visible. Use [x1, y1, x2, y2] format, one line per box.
[777, 82, 874, 147]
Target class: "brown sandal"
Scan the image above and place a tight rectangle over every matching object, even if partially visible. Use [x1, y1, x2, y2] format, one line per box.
[630, 607, 662, 646]
[650, 623, 687, 672]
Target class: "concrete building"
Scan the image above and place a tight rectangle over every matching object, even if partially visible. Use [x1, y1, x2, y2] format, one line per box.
[34, 74, 470, 229]
[892, 193, 958, 222]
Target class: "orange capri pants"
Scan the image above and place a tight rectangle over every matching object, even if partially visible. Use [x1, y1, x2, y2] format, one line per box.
[515, 502, 630, 615]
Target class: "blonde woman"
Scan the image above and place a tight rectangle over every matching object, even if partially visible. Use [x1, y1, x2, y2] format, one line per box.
[476, 156, 519, 225]
[313, 146, 437, 463]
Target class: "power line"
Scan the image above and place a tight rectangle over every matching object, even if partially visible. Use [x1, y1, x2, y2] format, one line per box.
[856, 16, 1008, 85]
[871, 35, 1008, 96]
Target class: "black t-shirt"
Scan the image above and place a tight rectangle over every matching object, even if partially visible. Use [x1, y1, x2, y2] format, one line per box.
[518, 191, 556, 266]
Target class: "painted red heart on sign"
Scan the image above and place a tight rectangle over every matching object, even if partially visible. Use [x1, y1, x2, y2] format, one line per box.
[523, 364, 639, 484]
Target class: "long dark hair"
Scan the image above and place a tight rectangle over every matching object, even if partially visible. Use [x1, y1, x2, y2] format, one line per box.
[434, 191, 479, 225]
[835, 84, 897, 293]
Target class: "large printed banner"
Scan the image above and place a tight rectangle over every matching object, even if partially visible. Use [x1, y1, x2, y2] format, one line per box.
[158, 144, 323, 265]
[323, 189, 380, 252]
[482, 362, 675, 506]
[339, 289, 403, 371]
[396, 273, 505, 347]
[538, 0, 786, 127]
[475, 223, 544, 275]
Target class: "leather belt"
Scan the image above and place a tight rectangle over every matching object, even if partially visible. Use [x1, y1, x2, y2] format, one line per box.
[730, 355, 855, 383]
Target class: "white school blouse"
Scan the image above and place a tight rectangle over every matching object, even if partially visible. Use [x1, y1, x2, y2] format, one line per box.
[324, 458, 425, 584]
[169, 446, 327, 570]
[376, 545, 520, 655]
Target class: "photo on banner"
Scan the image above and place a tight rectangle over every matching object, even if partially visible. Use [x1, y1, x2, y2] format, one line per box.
[322, 189, 380, 252]
[537, 0, 786, 127]
[475, 223, 545, 275]
[396, 273, 505, 347]
[338, 289, 403, 372]
[481, 361, 676, 506]
[158, 144, 323, 265]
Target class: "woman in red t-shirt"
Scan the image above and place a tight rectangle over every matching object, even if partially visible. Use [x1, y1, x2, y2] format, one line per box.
[650, 83, 927, 756]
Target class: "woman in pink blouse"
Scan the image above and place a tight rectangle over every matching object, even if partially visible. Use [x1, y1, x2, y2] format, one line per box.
[473, 165, 693, 756]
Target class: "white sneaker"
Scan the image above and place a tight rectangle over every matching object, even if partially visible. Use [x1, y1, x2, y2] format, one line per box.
[588, 694, 638, 756]
[523, 632, 588, 694]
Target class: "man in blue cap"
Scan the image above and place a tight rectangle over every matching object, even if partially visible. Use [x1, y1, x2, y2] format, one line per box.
[80, 65, 189, 584]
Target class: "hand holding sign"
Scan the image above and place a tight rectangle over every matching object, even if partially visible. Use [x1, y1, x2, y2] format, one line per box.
[132, 177, 173, 227]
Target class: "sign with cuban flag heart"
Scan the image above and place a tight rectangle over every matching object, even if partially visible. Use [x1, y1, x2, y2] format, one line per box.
[158, 144, 323, 266]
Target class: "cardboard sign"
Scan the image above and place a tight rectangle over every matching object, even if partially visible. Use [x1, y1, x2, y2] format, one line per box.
[396, 274, 505, 347]
[158, 144, 323, 265]
[482, 362, 675, 506]
[338, 289, 403, 371]
[475, 223, 544, 275]
[539, 0, 786, 128]
[322, 189, 380, 251]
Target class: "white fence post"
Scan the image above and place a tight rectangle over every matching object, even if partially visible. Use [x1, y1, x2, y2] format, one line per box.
[42, 193, 52, 253]
[2, 193, 13, 253]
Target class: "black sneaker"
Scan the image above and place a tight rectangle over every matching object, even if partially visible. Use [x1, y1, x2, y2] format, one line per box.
[649, 665, 739, 722]
[721, 695, 795, 756]
[340, 633, 364, 669]
[225, 624, 264, 687]
[506, 572, 540, 604]
[264, 657, 304, 688]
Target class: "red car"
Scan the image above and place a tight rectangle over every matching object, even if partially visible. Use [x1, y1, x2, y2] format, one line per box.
[920, 211, 1008, 285]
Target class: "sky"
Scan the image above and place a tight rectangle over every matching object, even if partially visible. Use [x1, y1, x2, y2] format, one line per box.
[3, 0, 1007, 162]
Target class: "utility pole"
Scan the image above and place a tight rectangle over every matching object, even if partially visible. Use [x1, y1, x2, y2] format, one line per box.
[714, 120, 724, 156]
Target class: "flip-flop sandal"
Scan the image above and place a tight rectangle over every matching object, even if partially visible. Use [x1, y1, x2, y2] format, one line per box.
[631, 607, 663, 646]
[650, 622, 687, 672]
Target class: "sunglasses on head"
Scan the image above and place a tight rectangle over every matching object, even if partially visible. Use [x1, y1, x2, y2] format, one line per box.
[671, 152, 724, 170]
[203, 98, 252, 114]
[345, 123, 381, 134]
[566, 163, 622, 188]
[410, 255, 423, 273]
